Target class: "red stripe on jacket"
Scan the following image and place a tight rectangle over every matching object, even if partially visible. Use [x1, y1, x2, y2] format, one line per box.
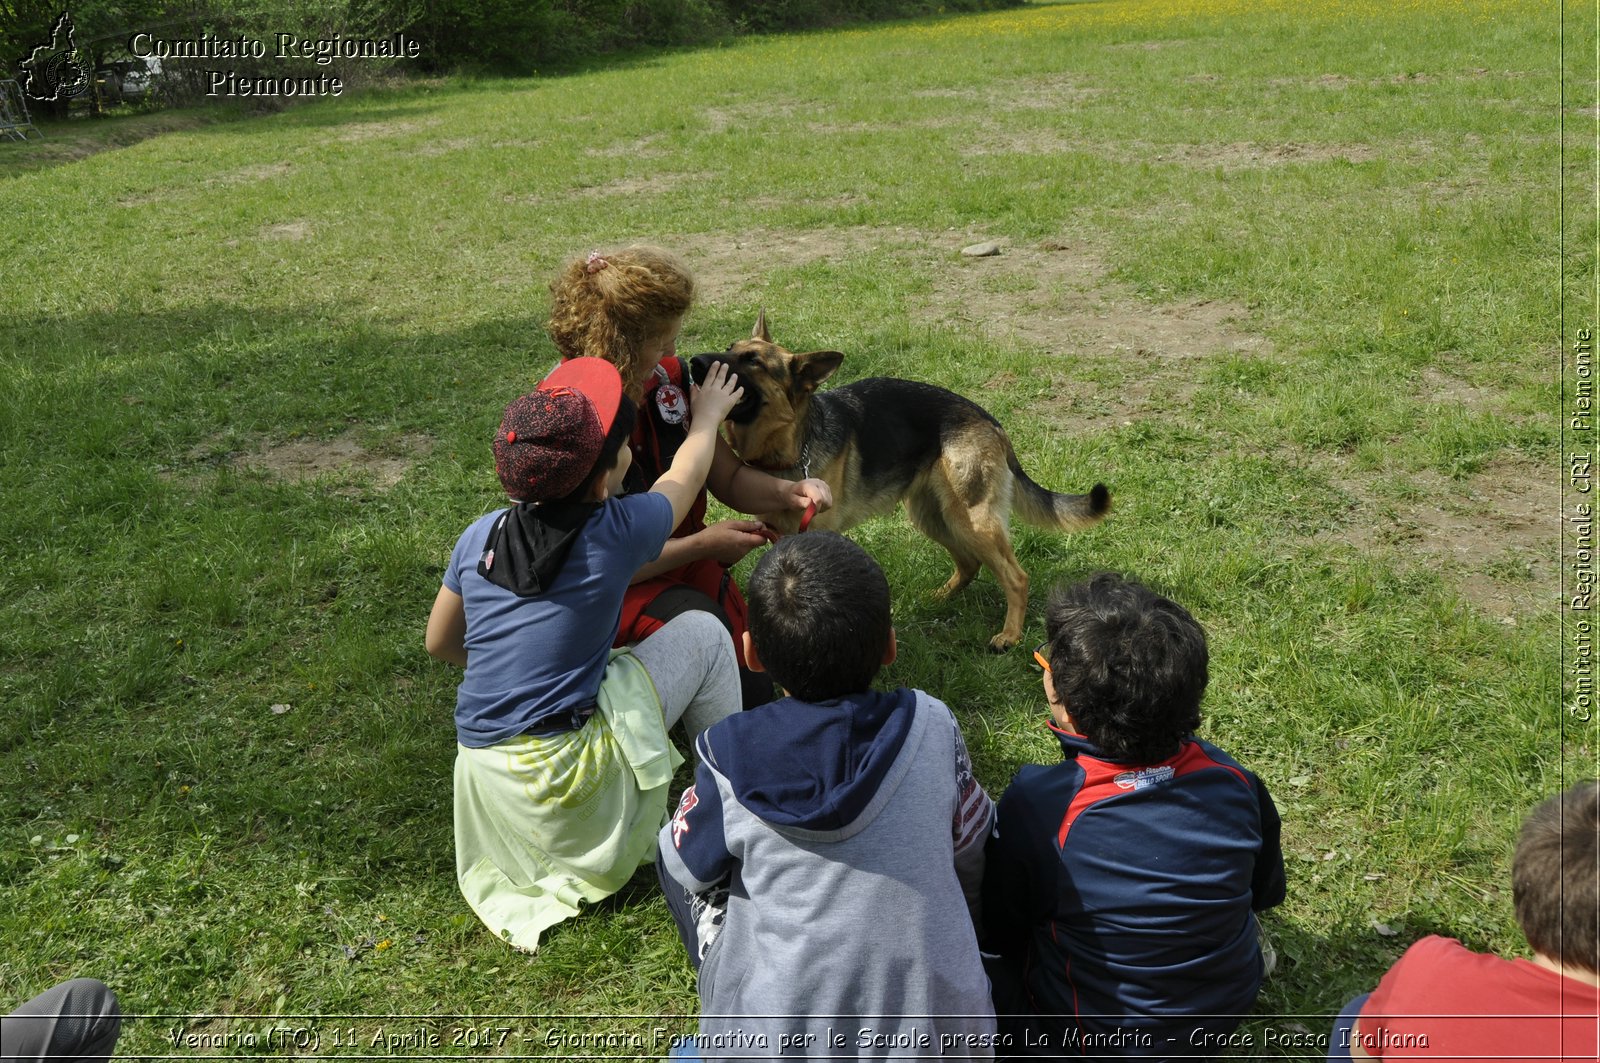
[1050, 727, 1251, 849]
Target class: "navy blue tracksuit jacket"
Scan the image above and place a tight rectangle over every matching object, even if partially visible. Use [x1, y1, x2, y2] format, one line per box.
[983, 725, 1286, 1058]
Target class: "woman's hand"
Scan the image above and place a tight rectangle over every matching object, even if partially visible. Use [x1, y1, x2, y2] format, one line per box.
[693, 520, 773, 566]
[788, 477, 833, 514]
[705, 437, 835, 521]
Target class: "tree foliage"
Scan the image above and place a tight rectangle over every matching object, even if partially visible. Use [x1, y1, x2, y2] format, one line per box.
[3, 0, 1022, 99]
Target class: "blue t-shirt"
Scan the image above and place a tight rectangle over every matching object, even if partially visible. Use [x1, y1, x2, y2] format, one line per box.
[442, 492, 675, 747]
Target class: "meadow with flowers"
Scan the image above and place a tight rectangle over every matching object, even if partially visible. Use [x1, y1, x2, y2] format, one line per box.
[0, 0, 1578, 1055]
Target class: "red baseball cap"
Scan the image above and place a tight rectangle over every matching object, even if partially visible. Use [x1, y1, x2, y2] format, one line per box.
[493, 358, 625, 501]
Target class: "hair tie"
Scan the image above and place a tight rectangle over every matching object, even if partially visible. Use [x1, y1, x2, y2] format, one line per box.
[585, 250, 609, 274]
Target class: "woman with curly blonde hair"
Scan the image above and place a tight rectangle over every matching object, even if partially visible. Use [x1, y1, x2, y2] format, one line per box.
[548, 246, 696, 399]
[547, 246, 832, 707]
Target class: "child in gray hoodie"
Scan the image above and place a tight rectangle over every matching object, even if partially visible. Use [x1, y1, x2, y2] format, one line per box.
[657, 531, 997, 1061]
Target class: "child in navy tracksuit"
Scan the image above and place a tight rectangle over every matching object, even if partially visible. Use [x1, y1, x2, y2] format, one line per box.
[983, 573, 1286, 1060]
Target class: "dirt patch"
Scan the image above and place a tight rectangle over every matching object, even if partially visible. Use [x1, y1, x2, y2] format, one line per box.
[586, 133, 668, 158]
[1416, 367, 1502, 413]
[961, 133, 1376, 168]
[806, 121, 890, 135]
[1105, 39, 1189, 51]
[913, 237, 1271, 426]
[1420, 175, 1489, 202]
[700, 101, 804, 134]
[262, 220, 313, 241]
[961, 129, 1088, 156]
[666, 225, 934, 305]
[570, 172, 706, 200]
[220, 161, 293, 183]
[1322, 457, 1555, 621]
[334, 117, 442, 143]
[181, 432, 433, 495]
[1269, 74, 1375, 90]
[119, 160, 292, 206]
[1276, 70, 1511, 90]
[912, 75, 1098, 112]
[1156, 141, 1379, 169]
[671, 226, 1271, 429]
[906, 234, 1545, 622]
[997, 74, 1101, 110]
[909, 87, 977, 101]
[416, 137, 476, 157]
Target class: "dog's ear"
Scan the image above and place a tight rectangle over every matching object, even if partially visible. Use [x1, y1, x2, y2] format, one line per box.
[792, 350, 844, 393]
[752, 308, 771, 343]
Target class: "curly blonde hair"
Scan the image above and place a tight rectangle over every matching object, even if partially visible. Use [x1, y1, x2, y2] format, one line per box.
[546, 245, 695, 399]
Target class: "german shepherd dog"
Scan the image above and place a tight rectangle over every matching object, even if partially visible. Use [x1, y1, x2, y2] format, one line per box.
[690, 312, 1111, 652]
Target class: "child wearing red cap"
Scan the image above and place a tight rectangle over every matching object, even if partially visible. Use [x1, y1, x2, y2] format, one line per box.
[546, 246, 833, 708]
[425, 356, 746, 952]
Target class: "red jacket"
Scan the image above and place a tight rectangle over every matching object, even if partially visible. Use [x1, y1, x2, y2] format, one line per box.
[614, 356, 751, 666]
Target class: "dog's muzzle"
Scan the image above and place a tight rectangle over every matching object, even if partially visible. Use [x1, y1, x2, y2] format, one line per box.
[688, 353, 718, 385]
[688, 353, 763, 424]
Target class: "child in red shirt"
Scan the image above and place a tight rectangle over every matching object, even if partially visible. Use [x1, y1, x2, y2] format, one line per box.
[1330, 781, 1600, 1061]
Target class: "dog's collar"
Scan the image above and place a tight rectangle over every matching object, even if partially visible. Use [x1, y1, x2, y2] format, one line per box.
[749, 442, 811, 480]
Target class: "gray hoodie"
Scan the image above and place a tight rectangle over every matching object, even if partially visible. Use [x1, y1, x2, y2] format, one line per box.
[658, 687, 997, 1061]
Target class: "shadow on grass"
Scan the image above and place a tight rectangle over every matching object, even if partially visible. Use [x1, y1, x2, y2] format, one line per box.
[0, 107, 234, 177]
[5, 298, 544, 443]
[1252, 912, 1481, 1036]
[181, 98, 450, 140]
[2, 298, 563, 894]
[0, 92, 455, 177]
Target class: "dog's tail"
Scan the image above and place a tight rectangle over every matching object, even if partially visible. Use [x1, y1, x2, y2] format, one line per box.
[1008, 450, 1111, 532]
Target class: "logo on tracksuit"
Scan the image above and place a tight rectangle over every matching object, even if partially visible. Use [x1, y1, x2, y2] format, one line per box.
[1114, 765, 1175, 791]
[671, 786, 699, 847]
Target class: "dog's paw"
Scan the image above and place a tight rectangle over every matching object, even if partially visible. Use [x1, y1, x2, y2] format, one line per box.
[987, 632, 1020, 654]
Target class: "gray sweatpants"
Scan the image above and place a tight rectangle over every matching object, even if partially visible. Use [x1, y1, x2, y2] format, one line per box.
[629, 610, 742, 741]
[2, 979, 121, 1062]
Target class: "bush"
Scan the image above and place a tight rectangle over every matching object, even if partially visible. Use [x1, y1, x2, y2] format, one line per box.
[719, 0, 1010, 35]
[2, 0, 409, 113]
[405, 0, 1023, 74]
[2, 0, 1022, 106]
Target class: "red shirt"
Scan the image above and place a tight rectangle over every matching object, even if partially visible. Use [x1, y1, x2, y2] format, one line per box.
[1356, 935, 1599, 1061]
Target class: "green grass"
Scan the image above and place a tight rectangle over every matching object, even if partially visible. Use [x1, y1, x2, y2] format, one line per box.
[0, 0, 1584, 1056]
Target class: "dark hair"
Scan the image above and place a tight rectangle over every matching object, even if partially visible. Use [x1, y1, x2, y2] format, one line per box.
[1514, 781, 1600, 973]
[1044, 573, 1207, 763]
[746, 531, 891, 702]
[559, 396, 637, 503]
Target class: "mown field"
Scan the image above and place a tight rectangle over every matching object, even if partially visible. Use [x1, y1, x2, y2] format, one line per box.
[0, 0, 1585, 1057]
